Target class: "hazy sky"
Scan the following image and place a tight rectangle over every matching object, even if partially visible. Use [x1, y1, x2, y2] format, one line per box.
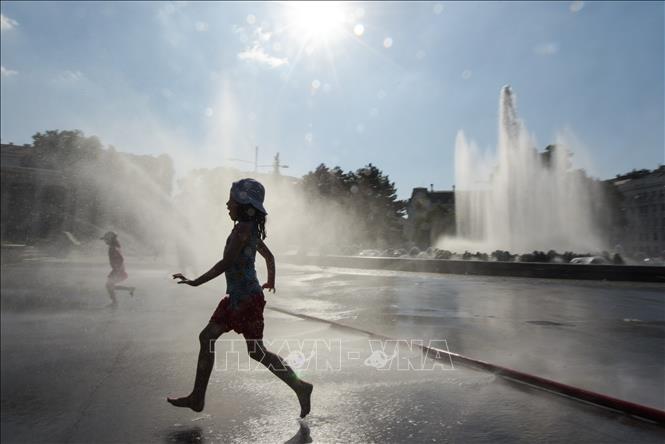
[1, 1, 663, 199]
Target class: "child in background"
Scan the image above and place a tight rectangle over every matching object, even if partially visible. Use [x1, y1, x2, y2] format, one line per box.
[168, 178, 313, 418]
[101, 231, 135, 306]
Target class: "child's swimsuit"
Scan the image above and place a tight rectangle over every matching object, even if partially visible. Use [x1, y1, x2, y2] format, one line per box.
[224, 222, 263, 304]
[107, 245, 128, 283]
[210, 222, 266, 339]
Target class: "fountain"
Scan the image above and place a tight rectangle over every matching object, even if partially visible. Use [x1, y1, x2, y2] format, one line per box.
[443, 86, 605, 254]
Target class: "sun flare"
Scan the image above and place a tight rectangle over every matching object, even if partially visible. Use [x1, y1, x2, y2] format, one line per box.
[284, 1, 348, 44]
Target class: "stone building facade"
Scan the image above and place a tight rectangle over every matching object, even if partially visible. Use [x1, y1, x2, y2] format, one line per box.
[404, 185, 455, 249]
[1, 142, 174, 248]
[610, 166, 665, 257]
[1, 144, 69, 242]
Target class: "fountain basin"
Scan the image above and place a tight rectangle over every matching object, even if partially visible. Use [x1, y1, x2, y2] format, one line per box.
[281, 255, 665, 283]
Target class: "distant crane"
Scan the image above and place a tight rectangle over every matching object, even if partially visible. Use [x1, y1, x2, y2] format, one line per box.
[270, 152, 289, 176]
[227, 146, 260, 172]
[227, 146, 289, 176]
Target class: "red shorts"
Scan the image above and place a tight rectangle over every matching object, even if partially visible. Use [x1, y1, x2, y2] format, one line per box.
[107, 269, 128, 284]
[210, 293, 266, 339]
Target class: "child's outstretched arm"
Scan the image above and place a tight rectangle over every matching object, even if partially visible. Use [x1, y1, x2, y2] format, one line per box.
[257, 238, 275, 293]
[173, 223, 250, 287]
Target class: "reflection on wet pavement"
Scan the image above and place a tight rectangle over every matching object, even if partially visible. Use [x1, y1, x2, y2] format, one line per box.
[275, 264, 665, 410]
[1, 262, 664, 443]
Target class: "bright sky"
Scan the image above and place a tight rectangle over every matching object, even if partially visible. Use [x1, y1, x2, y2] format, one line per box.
[1, 1, 663, 199]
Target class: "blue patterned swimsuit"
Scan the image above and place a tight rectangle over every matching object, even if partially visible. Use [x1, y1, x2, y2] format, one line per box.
[225, 222, 263, 306]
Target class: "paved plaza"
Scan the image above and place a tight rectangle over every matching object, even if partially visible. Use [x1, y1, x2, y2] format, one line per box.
[1, 260, 664, 443]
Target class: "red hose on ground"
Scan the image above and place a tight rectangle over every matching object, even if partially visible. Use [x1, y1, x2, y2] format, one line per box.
[268, 306, 665, 426]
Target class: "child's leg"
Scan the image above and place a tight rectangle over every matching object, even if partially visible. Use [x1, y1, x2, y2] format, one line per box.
[168, 321, 227, 412]
[105, 280, 117, 305]
[246, 339, 313, 418]
[115, 285, 136, 296]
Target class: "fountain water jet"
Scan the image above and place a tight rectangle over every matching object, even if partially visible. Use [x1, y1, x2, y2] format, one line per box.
[441, 86, 605, 254]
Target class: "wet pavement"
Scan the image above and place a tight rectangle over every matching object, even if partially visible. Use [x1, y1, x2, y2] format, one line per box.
[1, 260, 664, 443]
[275, 264, 665, 410]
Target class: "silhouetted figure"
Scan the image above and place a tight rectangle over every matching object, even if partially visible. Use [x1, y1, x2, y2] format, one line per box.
[101, 231, 136, 306]
[168, 178, 313, 418]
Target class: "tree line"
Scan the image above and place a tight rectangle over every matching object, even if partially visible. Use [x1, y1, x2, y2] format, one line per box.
[2, 130, 407, 255]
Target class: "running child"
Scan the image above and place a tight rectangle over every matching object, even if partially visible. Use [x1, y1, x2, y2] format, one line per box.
[101, 231, 136, 306]
[167, 178, 313, 418]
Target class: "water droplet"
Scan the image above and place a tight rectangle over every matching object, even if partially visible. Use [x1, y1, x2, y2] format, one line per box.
[323, 83, 332, 93]
[246, 14, 256, 25]
[377, 89, 387, 99]
[369, 107, 378, 117]
[312, 79, 321, 89]
[204, 107, 214, 117]
[356, 123, 365, 133]
[351, 185, 359, 194]
[416, 49, 426, 60]
[272, 42, 282, 52]
[383, 37, 393, 48]
[305, 133, 313, 143]
[433, 3, 444, 15]
[462, 69, 472, 80]
[354, 24, 365, 36]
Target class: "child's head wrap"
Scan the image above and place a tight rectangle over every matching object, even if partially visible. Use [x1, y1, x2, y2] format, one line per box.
[230, 178, 267, 215]
[100, 231, 117, 242]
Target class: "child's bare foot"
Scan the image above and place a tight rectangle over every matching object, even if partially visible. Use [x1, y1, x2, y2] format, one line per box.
[167, 395, 204, 412]
[296, 382, 313, 418]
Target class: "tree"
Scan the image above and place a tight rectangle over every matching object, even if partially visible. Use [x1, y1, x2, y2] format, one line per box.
[301, 164, 350, 202]
[301, 163, 405, 249]
[350, 164, 405, 247]
[30, 129, 103, 170]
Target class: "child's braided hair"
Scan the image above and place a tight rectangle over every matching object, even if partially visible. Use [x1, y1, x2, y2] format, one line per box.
[236, 203, 267, 240]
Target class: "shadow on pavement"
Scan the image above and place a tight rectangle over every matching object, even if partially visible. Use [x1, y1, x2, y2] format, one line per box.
[164, 426, 204, 444]
[284, 420, 313, 444]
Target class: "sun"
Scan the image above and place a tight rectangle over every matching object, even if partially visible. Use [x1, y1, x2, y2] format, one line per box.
[284, 1, 348, 44]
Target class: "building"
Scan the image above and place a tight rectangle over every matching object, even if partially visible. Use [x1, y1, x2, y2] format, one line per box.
[609, 166, 665, 257]
[404, 185, 455, 249]
[1, 143, 69, 242]
[1, 141, 175, 248]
